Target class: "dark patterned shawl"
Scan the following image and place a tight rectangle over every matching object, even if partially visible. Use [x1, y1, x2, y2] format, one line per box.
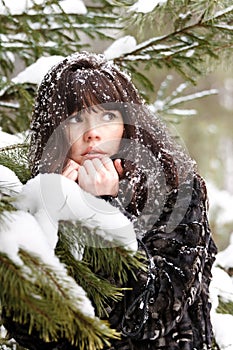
[103, 172, 217, 350]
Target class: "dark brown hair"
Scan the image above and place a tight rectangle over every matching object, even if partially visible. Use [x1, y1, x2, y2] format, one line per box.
[29, 52, 194, 222]
[29, 52, 145, 176]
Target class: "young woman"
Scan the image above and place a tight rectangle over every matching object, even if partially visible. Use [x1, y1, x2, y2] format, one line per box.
[14, 52, 219, 349]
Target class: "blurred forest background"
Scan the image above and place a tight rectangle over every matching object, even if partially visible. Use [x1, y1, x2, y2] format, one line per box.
[176, 68, 233, 250]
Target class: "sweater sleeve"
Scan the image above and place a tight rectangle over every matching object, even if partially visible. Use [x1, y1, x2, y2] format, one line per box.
[120, 173, 217, 342]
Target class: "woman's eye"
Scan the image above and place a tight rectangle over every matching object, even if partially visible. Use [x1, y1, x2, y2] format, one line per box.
[102, 112, 117, 121]
[68, 113, 83, 123]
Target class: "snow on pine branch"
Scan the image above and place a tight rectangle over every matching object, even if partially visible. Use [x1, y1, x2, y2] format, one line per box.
[0, 0, 87, 15]
[0, 166, 137, 262]
[128, 0, 167, 14]
[210, 234, 233, 350]
[0, 164, 137, 347]
[149, 76, 218, 118]
[104, 36, 137, 60]
[12, 56, 65, 85]
[209, 4, 233, 21]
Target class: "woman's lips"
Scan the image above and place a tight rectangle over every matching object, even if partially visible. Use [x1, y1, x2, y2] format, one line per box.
[82, 153, 106, 160]
[82, 147, 106, 159]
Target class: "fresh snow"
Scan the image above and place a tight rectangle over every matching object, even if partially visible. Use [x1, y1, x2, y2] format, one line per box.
[168, 89, 219, 106]
[1, 165, 140, 320]
[164, 108, 197, 116]
[0, 209, 95, 317]
[0, 172, 95, 318]
[208, 240, 233, 349]
[56, 0, 87, 15]
[0, 165, 137, 320]
[15, 172, 137, 251]
[0, 166, 137, 253]
[215, 233, 233, 270]
[0, 0, 87, 15]
[0, 128, 26, 147]
[129, 0, 167, 13]
[0, 0, 41, 15]
[212, 313, 233, 350]
[207, 182, 233, 228]
[0, 165, 23, 195]
[104, 35, 137, 60]
[211, 5, 233, 21]
[12, 56, 65, 85]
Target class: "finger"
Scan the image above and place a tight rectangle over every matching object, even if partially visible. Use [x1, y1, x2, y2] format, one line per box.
[62, 159, 80, 181]
[82, 159, 97, 177]
[62, 159, 80, 175]
[114, 159, 123, 177]
[77, 165, 88, 182]
[91, 158, 106, 173]
[67, 169, 79, 181]
[101, 156, 117, 172]
[62, 168, 79, 181]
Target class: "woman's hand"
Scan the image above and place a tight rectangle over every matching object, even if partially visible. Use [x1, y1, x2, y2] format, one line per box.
[62, 157, 123, 197]
[78, 157, 123, 197]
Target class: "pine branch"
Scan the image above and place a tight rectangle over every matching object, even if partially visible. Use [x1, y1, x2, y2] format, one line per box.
[0, 195, 16, 227]
[0, 80, 35, 134]
[150, 75, 218, 122]
[0, 144, 31, 184]
[84, 243, 145, 284]
[0, 1, 122, 76]
[0, 338, 26, 350]
[56, 221, 146, 294]
[217, 298, 233, 315]
[113, 3, 233, 86]
[57, 221, 124, 316]
[1, 1, 233, 131]
[0, 181, 145, 348]
[0, 0, 123, 133]
[0, 250, 120, 349]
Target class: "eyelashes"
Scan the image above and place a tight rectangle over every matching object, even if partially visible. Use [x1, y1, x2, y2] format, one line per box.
[68, 110, 121, 125]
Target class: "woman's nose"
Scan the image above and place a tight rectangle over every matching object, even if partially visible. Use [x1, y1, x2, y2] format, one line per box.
[84, 126, 101, 141]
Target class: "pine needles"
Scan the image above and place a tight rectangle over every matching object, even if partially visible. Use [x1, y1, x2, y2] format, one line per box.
[1, 0, 233, 132]
[0, 143, 31, 184]
[57, 220, 146, 316]
[0, 250, 120, 349]
[0, 216, 145, 348]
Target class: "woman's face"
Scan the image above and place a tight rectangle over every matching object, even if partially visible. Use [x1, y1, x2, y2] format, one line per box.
[66, 107, 124, 164]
